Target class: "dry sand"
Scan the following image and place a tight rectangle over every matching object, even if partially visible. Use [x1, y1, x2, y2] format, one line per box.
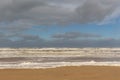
[0, 66, 120, 80]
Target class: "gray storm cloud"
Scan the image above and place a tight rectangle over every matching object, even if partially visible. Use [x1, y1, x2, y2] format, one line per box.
[0, 0, 119, 24]
[74, 0, 115, 23]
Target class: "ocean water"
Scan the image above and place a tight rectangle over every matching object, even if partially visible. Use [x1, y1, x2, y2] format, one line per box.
[0, 48, 120, 69]
[0, 56, 120, 69]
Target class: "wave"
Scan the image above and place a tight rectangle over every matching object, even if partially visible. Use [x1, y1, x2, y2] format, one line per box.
[0, 56, 120, 69]
[1, 61, 120, 69]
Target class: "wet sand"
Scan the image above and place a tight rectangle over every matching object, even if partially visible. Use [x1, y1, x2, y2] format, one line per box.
[0, 66, 120, 80]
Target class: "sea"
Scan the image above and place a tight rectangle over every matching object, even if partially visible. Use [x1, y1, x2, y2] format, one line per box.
[0, 48, 120, 69]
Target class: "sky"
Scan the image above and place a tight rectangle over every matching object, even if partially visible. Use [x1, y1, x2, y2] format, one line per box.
[0, 0, 120, 48]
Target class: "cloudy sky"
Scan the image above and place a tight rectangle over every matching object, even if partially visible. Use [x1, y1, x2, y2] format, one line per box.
[0, 0, 120, 48]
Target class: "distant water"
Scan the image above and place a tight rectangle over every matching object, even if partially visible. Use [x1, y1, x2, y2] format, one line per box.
[0, 56, 120, 69]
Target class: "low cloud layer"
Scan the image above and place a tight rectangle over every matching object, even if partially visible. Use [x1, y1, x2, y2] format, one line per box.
[0, 31, 119, 48]
[52, 32, 101, 40]
[0, 36, 120, 48]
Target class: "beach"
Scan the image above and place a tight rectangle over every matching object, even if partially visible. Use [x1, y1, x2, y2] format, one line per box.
[0, 66, 120, 80]
[0, 48, 120, 80]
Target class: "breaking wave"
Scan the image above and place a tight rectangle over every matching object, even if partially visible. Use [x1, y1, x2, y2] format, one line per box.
[0, 61, 120, 69]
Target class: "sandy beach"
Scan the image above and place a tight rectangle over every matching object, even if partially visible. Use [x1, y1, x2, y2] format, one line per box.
[0, 66, 120, 80]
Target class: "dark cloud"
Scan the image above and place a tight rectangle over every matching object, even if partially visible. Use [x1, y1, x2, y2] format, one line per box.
[0, 31, 118, 48]
[0, 0, 72, 25]
[52, 32, 101, 40]
[20, 35, 40, 41]
[0, 0, 45, 22]
[0, 34, 45, 47]
[73, 0, 115, 23]
[0, 0, 119, 24]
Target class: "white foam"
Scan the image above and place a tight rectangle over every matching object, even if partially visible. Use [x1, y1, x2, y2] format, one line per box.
[0, 61, 120, 69]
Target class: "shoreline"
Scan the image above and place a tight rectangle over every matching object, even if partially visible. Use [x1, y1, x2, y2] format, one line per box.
[0, 66, 120, 80]
[1, 61, 120, 69]
[0, 65, 120, 69]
